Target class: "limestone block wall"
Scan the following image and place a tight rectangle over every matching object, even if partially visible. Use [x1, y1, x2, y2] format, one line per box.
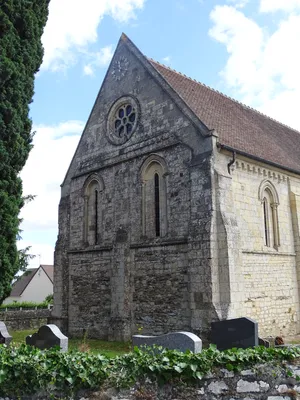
[230, 157, 300, 336]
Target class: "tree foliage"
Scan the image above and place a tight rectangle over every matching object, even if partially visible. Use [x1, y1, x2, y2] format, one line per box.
[0, 0, 50, 302]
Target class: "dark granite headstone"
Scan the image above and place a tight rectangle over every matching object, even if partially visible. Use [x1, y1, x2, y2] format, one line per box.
[0, 321, 12, 346]
[259, 337, 270, 348]
[211, 317, 258, 350]
[26, 324, 68, 352]
[132, 331, 202, 353]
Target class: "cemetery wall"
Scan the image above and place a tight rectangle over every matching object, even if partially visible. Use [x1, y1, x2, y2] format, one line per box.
[4, 363, 300, 400]
[101, 364, 300, 400]
[229, 156, 300, 337]
[98, 365, 300, 400]
[0, 309, 50, 331]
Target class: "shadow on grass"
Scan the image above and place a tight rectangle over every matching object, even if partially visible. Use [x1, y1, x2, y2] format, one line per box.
[10, 330, 131, 357]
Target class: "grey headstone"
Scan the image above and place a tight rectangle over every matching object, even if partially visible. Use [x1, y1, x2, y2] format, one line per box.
[0, 321, 12, 346]
[132, 331, 202, 353]
[26, 324, 68, 352]
[259, 337, 270, 348]
[211, 317, 258, 350]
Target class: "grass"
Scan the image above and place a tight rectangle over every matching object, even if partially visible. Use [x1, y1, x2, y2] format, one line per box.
[10, 329, 130, 357]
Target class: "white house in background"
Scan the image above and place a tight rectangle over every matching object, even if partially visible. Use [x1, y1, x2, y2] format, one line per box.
[3, 265, 54, 304]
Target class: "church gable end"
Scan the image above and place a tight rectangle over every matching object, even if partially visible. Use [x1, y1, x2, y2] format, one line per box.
[52, 34, 215, 340]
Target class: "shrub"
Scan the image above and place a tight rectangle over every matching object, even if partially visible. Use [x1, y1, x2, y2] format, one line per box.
[0, 300, 50, 309]
[0, 344, 109, 397]
[1, 344, 300, 397]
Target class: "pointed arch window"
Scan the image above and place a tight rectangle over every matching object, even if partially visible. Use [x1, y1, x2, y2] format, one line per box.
[83, 175, 104, 246]
[140, 155, 168, 238]
[259, 180, 280, 250]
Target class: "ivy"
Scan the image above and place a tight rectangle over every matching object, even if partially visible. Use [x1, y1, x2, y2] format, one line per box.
[1, 344, 300, 397]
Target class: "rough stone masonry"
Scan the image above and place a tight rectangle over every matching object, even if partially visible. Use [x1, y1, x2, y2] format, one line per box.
[51, 33, 300, 341]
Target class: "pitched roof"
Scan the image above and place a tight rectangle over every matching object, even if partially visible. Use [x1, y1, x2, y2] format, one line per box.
[9, 265, 54, 297]
[10, 269, 37, 297]
[41, 265, 54, 283]
[149, 60, 300, 174]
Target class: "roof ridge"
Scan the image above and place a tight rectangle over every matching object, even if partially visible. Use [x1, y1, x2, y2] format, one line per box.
[148, 58, 300, 136]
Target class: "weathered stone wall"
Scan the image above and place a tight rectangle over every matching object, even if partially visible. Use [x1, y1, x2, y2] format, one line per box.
[0, 309, 50, 331]
[53, 36, 214, 340]
[214, 150, 300, 337]
[104, 363, 300, 400]
[4, 362, 300, 399]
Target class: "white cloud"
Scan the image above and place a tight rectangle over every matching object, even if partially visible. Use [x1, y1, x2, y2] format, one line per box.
[83, 45, 114, 76]
[260, 0, 300, 13]
[209, 5, 300, 130]
[83, 65, 94, 76]
[20, 121, 84, 231]
[162, 55, 171, 65]
[227, 0, 249, 8]
[42, 0, 145, 72]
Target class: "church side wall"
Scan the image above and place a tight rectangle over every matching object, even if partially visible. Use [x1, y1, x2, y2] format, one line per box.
[230, 157, 300, 337]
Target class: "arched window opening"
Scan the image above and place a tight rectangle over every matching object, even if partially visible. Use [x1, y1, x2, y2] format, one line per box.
[258, 180, 280, 250]
[94, 189, 99, 245]
[263, 197, 269, 247]
[154, 173, 160, 237]
[82, 175, 103, 246]
[140, 155, 168, 238]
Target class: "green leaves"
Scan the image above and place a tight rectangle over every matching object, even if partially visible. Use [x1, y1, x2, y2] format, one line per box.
[1, 344, 300, 397]
[0, 344, 109, 397]
[0, 0, 50, 304]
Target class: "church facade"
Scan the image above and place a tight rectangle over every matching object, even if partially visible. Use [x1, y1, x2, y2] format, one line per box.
[51, 34, 300, 341]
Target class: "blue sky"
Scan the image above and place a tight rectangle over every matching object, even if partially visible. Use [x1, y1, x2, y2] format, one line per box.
[20, 0, 300, 267]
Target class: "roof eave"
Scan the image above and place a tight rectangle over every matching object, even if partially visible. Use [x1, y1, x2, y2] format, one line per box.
[218, 143, 300, 176]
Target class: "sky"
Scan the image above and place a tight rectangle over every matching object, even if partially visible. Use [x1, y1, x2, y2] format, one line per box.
[20, 0, 300, 268]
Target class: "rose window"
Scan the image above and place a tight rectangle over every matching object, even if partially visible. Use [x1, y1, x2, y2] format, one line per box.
[107, 96, 139, 145]
[114, 104, 136, 138]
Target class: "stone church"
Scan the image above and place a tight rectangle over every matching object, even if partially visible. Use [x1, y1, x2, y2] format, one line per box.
[51, 34, 300, 341]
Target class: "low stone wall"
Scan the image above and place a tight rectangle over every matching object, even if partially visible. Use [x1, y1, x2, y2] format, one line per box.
[96, 363, 300, 400]
[0, 309, 51, 331]
[2, 362, 300, 399]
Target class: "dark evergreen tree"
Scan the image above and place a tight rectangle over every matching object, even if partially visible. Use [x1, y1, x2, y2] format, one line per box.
[0, 0, 50, 302]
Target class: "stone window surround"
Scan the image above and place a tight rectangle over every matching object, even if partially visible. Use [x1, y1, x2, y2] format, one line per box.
[258, 179, 280, 250]
[82, 173, 104, 246]
[140, 154, 169, 238]
[106, 95, 140, 145]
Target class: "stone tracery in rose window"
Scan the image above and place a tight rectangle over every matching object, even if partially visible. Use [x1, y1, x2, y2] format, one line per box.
[107, 96, 139, 145]
[114, 104, 136, 139]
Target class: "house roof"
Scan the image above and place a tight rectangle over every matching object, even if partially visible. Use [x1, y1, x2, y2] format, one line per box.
[10, 269, 37, 297]
[41, 265, 54, 283]
[149, 59, 300, 174]
[9, 265, 54, 297]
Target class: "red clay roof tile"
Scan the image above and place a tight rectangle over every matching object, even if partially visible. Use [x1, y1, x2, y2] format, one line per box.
[150, 60, 300, 174]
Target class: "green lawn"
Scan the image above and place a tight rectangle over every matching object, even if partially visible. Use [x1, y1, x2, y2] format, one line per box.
[10, 329, 130, 357]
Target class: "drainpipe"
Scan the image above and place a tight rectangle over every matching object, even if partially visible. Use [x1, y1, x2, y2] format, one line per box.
[227, 151, 236, 175]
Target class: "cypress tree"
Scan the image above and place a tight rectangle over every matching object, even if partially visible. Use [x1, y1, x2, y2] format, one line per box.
[0, 0, 50, 302]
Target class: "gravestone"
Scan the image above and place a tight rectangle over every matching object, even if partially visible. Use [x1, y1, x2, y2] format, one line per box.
[132, 331, 202, 353]
[26, 324, 68, 352]
[259, 337, 270, 348]
[0, 321, 12, 346]
[211, 317, 258, 350]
